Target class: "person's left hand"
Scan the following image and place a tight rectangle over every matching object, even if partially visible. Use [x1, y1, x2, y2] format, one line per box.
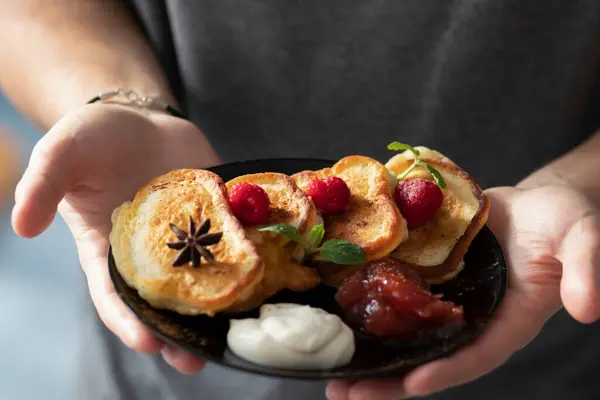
[11, 104, 218, 374]
[327, 185, 600, 400]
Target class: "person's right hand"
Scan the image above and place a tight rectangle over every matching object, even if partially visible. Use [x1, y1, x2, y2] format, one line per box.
[12, 103, 220, 373]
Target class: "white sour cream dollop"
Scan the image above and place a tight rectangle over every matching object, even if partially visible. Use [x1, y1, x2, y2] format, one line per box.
[227, 303, 355, 370]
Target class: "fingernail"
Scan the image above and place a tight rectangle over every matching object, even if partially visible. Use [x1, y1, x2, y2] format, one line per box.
[326, 381, 350, 400]
[348, 385, 407, 400]
[126, 321, 142, 347]
[14, 179, 26, 204]
[161, 347, 174, 362]
[161, 350, 179, 371]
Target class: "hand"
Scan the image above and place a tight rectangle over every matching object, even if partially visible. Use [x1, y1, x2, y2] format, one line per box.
[327, 185, 600, 400]
[12, 103, 218, 374]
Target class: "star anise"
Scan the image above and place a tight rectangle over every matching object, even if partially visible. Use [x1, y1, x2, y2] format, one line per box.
[167, 217, 223, 267]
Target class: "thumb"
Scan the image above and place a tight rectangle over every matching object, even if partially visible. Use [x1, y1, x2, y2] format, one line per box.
[12, 130, 75, 238]
[557, 209, 600, 324]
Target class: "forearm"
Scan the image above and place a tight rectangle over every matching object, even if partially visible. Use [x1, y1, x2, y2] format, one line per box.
[0, 0, 175, 130]
[518, 130, 600, 206]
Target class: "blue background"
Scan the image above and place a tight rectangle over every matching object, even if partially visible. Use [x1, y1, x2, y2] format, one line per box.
[0, 91, 83, 400]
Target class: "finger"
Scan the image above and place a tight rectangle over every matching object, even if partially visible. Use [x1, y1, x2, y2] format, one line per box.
[12, 132, 74, 238]
[161, 346, 206, 374]
[84, 252, 164, 354]
[325, 380, 353, 400]
[558, 211, 600, 324]
[346, 380, 406, 400]
[402, 292, 545, 397]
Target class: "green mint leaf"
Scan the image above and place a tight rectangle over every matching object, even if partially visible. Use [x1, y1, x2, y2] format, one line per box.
[306, 224, 325, 251]
[389, 141, 447, 190]
[258, 223, 301, 242]
[387, 141, 420, 157]
[317, 239, 366, 265]
[417, 160, 447, 189]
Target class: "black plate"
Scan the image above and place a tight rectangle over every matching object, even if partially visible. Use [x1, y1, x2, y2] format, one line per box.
[108, 158, 507, 380]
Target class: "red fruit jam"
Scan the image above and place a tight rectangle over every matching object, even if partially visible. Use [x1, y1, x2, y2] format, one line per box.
[395, 178, 444, 229]
[228, 182, 271, 225]
[335, 258, 465, 340]
[305, 176, 351, 215]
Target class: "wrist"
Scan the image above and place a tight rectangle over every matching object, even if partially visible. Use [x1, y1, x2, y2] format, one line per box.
[516, 173, 600, 218]
[516, 130, 600, 207]
[517, 165, 600, 209]
[86, 89, 184, 120]
[516, 164, 573, 191]
[25, 83, 180, 133]
[42, 90, 182, 142]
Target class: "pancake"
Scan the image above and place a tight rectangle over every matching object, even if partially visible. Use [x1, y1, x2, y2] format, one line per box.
[293, 156, 407, 260]
[225, 173, 322, 312]
[385, 147, 490, 284]
[293, 156, 408, 286]
[109, 169, 264, 316]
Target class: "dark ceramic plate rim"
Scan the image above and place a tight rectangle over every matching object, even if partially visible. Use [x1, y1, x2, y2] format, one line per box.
[108, 158, 507, 380]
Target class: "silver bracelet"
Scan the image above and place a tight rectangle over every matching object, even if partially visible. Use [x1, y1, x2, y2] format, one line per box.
[86, 88, 184, 118]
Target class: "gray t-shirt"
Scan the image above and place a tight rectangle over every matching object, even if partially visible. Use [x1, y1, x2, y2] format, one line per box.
[75, 1, 600, 399]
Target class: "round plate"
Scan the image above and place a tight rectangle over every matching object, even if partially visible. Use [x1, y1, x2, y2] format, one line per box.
[108, 158, 507, 380]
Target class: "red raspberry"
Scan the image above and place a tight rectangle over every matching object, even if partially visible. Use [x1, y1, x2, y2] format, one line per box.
[228, 182, 270, 225]
[305, 176, 351, 215]
[394, 178, 443, 229]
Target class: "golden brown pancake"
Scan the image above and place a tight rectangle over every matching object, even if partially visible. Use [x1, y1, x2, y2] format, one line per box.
[386, 147, 490, 284]
[292, 156, 408, 286]
[109, 169, 264, 316]
[225, 173, 322, 312]
[293, 156, 407, 260]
